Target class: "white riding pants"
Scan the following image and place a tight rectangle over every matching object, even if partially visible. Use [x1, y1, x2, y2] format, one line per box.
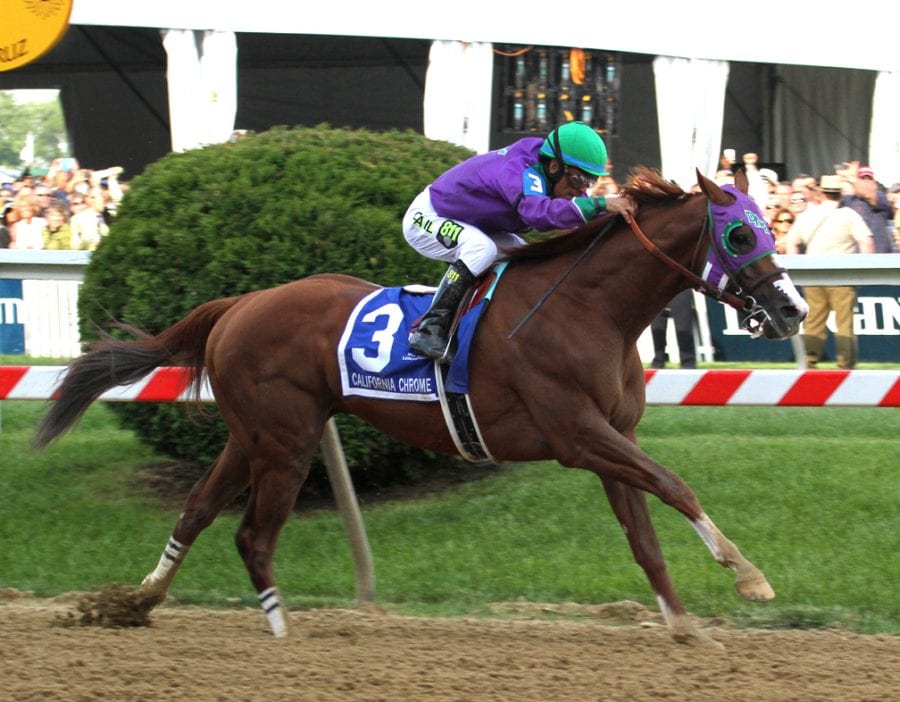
[402, 187, 525, 277]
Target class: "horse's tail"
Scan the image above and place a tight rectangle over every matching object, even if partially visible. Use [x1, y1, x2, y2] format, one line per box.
[34, 295, 244, 449]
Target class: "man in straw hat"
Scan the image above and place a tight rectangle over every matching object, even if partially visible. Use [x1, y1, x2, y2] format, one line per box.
[786, 174, 874, 369]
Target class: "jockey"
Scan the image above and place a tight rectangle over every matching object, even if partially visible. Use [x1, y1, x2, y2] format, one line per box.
[403, 120, 636, 361]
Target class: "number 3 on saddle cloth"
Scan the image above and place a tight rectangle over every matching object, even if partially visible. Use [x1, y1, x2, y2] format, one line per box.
[337, 263, 508, 463]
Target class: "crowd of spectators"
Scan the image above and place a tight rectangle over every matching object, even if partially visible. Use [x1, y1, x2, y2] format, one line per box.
[3, 148, 895, 371]
[714, 153, 899, 369]
[0, 158, 125, 250]
[714, 153, 899, 255]
[663, 153, 898, 370]
[5, 152, 895, 254]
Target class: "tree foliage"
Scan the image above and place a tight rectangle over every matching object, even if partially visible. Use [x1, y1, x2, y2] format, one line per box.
[0, 92, 67, 171]
[78, 124, 475, 496]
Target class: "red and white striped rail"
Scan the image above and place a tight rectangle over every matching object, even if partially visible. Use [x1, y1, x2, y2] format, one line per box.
[1, 366, 898, 407]
[0, 366, 215, 402]
[643, 368, 900, 407]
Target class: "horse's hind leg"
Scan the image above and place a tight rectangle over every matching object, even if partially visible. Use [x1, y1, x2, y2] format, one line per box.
[234, 435, 320, 638]
[140, 438, 250, 603]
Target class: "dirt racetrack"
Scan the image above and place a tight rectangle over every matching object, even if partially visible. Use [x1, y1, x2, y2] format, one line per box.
[1, 594, 897, 702]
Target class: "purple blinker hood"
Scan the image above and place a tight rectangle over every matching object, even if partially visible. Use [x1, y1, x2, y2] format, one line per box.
[700, 184, 778, 291]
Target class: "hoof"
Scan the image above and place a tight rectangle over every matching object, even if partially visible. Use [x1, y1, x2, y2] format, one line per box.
[669, 615, 726, 651]
[138, 577, 168, 607]
[736, 574, 775, 602]
[141, 591, 167, 608]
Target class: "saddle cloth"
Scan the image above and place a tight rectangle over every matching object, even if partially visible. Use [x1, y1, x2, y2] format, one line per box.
[337, 265, 504, 400]
[336, 264, 506, 462]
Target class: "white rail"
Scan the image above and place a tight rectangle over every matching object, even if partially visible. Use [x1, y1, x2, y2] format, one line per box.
[5, 252, 900, 283]
[777, 254, 900, 286]
[0, 250, 91, 282]
[2, 251, 899, 364]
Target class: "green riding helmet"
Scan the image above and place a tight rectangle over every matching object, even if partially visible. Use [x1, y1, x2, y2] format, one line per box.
[538, 121, 609, 177]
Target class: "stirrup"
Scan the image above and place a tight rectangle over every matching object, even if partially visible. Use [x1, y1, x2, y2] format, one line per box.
[409, 329, 452, 361]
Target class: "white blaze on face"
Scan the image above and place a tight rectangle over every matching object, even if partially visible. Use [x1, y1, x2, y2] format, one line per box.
[773, 276, 809, 317]
[770, 255, 808, 315]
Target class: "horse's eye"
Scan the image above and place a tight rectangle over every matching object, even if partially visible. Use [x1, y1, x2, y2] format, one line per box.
[723, 226, 757, 256]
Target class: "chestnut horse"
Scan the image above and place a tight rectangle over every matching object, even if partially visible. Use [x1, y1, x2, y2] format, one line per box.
[35, 168, 807, 645]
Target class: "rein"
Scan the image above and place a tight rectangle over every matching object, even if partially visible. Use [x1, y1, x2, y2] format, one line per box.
[506, 194, 773, 339]
[626, 214, 749, 311]
[507, 216, 619, 338]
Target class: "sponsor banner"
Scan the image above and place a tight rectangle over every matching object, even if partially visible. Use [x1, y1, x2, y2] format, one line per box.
[707, 285, 899, 362]
[0, 279, 25, 354]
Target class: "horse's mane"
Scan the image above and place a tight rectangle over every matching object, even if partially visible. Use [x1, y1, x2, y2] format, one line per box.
[505, 166, 690, 262]
[618, 165, 689, 204]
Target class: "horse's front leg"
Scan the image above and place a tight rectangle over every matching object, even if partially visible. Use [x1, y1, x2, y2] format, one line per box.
[599, 476, 719, 647]
[600, 431, 775, 604]
[555, 419, 774, 612]
[689, 512, 774, 601]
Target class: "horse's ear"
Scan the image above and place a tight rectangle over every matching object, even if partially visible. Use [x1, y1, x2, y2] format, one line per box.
[733, 169, 749, 194]
[695, 168, 735, 205]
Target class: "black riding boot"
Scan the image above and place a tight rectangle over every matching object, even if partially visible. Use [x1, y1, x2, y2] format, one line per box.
[408, 261, 476, 361]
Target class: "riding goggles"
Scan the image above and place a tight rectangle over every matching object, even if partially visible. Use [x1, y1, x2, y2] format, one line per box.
[565, 168, 597, 192]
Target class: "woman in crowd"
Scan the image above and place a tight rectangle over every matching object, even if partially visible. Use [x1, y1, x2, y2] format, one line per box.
[69, 186, 111, 250]
[763, 196, 782, 227]
[769, 205, 794, 254]
[42, 203, 73, 249]
[68, 192, 88, 216]
[0, 201, 12, 248]
[9, 192, 46, 250]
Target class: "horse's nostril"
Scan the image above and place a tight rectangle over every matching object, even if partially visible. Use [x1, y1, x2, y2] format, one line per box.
[783, 305, 804, 320]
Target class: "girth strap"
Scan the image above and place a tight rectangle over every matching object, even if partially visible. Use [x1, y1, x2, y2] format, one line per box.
[434, 361, 496, 464]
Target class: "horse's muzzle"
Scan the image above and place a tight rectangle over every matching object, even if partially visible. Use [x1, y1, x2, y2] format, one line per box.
[756, 295, 808, 340]
[747, 272, 808, 340]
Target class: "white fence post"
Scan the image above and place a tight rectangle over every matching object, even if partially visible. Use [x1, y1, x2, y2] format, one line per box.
[22, 280, 83, 358]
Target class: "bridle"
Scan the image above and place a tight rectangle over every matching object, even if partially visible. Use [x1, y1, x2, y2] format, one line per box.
[626, 196, 786, 338]
[508, 191, 784, 339]
[627, 214, 748, 310]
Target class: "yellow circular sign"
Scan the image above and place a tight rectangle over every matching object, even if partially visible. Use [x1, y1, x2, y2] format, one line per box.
[0, 0, 73, 72]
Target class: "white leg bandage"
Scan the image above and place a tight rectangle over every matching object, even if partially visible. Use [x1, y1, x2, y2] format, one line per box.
[259, 586, 288, 638]
[141, 537, 188, 591]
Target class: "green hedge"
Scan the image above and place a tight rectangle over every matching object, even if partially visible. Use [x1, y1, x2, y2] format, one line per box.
[78, 124, 474, 495]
